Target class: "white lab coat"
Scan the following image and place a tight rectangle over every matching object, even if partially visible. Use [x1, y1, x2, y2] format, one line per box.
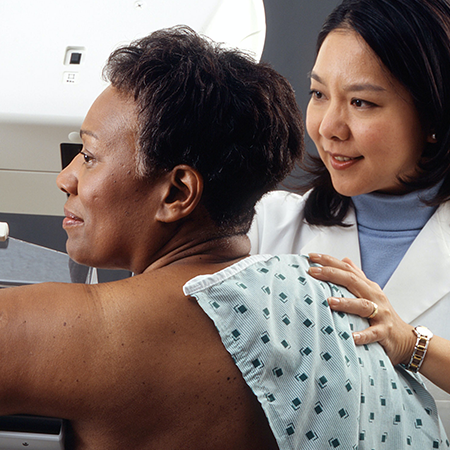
[249, 189, 450, 433]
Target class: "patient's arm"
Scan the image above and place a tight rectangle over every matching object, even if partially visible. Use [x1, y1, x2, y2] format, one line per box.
[0, 281, 107, 417]
[0, 267, 278, 449]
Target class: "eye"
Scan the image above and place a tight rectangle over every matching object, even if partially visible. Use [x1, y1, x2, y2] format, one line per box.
[351, 98, 376, 108]
[79, 150, 94, 164]
[309, 89, 324, 100]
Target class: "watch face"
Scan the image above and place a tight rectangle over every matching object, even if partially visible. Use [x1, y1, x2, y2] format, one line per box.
[415, 326, 434, 339]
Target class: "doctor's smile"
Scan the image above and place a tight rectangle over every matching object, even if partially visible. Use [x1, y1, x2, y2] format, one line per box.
[326, 151, 363, 170]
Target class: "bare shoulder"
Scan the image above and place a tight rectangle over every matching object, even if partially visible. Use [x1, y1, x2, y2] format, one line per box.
[0, 266, 278, 449]
[0, 281, 106, 411]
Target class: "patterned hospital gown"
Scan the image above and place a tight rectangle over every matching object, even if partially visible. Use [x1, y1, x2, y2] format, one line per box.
[183, 254, 449, 449]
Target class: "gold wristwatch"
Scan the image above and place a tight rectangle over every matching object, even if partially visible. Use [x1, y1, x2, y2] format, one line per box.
[404, 326, 434, 373]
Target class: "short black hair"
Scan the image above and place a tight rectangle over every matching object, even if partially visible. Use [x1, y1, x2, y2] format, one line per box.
[301, 0, 450, 226]
[103, 26, 304, 234]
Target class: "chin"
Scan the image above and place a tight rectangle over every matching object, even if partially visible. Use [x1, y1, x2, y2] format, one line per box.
[330, 177, 373, 198]
[332, 184, 363, 198]
[66, 243, 94, 267]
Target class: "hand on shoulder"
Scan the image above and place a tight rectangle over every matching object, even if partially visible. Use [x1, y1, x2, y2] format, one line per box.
[307, 253, 415, 366]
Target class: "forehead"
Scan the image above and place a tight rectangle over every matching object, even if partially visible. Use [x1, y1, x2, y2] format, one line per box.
[81, 86, 137, 146]
[313, 29, 390, 85]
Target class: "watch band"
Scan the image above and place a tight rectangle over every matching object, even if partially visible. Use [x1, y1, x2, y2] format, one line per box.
[404, 326, 433, 373]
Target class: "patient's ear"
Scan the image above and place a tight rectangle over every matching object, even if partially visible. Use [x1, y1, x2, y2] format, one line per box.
[155, 165, 203, 223]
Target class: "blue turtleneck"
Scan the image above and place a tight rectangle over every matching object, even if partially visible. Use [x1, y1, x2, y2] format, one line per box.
[352, 185, 440, 289]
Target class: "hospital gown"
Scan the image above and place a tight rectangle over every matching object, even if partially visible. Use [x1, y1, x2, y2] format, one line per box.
[183, 254, 449, 449]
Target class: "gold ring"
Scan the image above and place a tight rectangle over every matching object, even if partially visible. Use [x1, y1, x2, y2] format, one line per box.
[367, 302, 378, 319]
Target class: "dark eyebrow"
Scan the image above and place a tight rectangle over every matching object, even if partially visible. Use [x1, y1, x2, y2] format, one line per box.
[80, 129, 99, 140]
[343, 83, 386, 93]
[308, 71, 323, 84]
[309, 70, 386, 93]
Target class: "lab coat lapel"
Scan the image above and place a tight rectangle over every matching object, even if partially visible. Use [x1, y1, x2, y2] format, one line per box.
[300, 209, 362, 266]
[384, 204, 450, 323]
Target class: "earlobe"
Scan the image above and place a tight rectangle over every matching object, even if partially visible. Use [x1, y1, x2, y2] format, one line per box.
[155, 165, 203, 223]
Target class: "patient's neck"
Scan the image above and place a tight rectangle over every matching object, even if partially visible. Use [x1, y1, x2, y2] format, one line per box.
[144, 233, 251, 273]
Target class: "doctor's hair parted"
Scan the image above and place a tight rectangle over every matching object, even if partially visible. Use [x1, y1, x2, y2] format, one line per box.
[301, 0, 450, 226]
[103, 26, 304, 234]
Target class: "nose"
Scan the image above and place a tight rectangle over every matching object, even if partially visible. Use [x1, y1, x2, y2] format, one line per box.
[318, 101, 350, 141]
[57, 153, 80, 195]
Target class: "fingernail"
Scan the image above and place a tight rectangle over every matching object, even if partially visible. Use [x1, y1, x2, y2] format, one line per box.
[309, 253, 322, 260]
[353, 333, 361, 343]
[328, 297, 340, 306]
[308, 266, 322, 275]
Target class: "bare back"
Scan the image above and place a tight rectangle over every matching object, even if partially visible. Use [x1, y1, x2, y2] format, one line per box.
[0, 261, 278, 450]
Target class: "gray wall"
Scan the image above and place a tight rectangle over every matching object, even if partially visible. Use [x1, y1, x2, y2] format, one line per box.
[261, 0, 340, 189]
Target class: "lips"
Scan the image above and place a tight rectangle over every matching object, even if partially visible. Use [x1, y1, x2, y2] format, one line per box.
[334, 155, 355, 162]
[328, 152, 363, 170]
[62, 209, 84, 228]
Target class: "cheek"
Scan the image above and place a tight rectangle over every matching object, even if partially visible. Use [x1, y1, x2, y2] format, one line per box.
[305, 103, 320, 140]
[80, 184, 116, 223]
[306, 112, 329, 164]
[354, 121, 397, 159]
[84, 187, 102, 208]
[375, 125, 421, 166]
[394, 121, 426, 166]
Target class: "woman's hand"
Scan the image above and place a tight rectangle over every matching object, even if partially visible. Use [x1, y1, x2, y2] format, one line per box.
[307, 253, 415, 366]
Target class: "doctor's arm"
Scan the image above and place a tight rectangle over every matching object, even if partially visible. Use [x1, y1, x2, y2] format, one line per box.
[307, 253, 450, 394]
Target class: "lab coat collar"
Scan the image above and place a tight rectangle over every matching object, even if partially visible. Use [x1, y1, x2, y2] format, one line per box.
[300, 208, 362, 266]
[300, 203, 450, 324]
[384, 203, 450, 323]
